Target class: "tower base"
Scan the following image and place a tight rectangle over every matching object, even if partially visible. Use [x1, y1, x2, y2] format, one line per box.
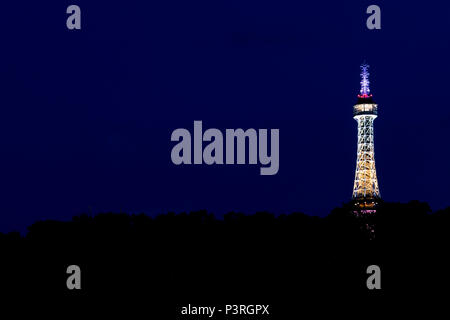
[351, 197, 380, 216]
[350, 198, 381, 239]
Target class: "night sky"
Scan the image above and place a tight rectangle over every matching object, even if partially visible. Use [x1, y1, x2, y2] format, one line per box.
[1, 1, 450, 232]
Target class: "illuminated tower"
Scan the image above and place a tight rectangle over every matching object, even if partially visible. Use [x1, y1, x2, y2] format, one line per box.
[352, 63, 380, 212]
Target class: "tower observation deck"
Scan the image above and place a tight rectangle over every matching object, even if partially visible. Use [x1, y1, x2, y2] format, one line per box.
[352, 63, 381, 211]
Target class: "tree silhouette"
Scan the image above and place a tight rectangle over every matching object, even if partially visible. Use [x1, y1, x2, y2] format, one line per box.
[0, 201, 449, 315]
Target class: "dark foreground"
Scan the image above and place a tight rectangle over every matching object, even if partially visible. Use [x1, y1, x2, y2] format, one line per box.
[1, 201, 449, 316]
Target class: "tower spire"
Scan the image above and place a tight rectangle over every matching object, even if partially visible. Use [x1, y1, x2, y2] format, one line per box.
[359, 63, 371, 98]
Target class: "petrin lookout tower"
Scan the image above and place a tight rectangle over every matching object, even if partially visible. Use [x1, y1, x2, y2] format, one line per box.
[352, 63, 381, 212]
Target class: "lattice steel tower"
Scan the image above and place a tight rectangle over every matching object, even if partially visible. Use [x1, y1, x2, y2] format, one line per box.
[352, 63, 380, 211]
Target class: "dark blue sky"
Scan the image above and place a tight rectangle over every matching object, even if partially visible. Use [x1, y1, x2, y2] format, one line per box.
[1, 1, 450, 232]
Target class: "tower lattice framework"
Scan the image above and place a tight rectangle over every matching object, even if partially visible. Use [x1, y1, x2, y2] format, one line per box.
[352, 63, 380, 209]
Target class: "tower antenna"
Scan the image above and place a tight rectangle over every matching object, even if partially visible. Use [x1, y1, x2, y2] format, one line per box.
[359, 63, 371, 97]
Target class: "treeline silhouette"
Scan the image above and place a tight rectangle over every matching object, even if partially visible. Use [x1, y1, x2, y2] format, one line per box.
[1, 200, 449, 316]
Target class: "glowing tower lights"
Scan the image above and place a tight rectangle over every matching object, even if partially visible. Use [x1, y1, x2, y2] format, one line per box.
[352, 63, 381, 213]
[359, 64, 371, 97]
